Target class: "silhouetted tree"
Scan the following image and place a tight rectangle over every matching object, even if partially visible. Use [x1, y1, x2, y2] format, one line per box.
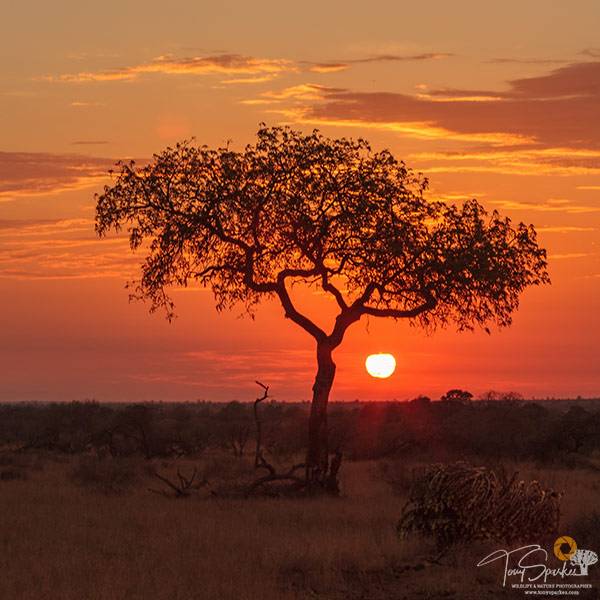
[441, 389, 474, 404]
[95, 125, 549, 491]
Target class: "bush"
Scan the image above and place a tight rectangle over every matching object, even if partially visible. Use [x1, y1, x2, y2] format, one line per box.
[71, 457, 137, 494]
[398, 462, 561, 549]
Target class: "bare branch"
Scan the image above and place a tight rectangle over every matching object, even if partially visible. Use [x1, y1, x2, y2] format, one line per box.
[321, 273, 348, 310]
[148, 467, 206, 498]
[253, 381, 269, 468]
[360, 295, 437, 320]
[275, 276, 327, 342]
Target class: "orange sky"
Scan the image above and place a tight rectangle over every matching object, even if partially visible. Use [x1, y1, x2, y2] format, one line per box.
[1, 1, 599, 401]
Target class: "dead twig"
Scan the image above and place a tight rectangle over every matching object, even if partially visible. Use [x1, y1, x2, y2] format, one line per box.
[253, 380, 269, 468]
[247, 380, 307, 496]
[148, 467, 207, 498]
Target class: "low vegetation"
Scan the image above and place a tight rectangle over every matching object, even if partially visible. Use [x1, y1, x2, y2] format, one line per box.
[0, 397, 599, 598]
[397, 462, 561, 549]
[2, 396, 599, 466]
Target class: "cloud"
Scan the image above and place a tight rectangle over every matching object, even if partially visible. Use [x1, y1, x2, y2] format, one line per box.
[580, 48, 600, 58]
[303, 52, 453, 72]
[486, 57, 567, 65]
[128, 349, 316, 390]
[549, 252, 591, 260]
[45, 51, 453, 84]
[71, 140, 109, 145]
[70, 101, 105, 107]
[286, 61, 600, 151]
[44, 54, 297, 83]
[0, 233, 136, 280]
[0, 151, 114, 202]
[262, 83, 345, 102]
[537, 226, 596, 233]
[306, 63, 349, 74]
[220, 74, 279, 85]
[487, 198, 600, 214]
[279, 106, 535, 146]
[508, 61, 600, 98]
[410, 147, 600, 177]
[0, 218, 93, 236]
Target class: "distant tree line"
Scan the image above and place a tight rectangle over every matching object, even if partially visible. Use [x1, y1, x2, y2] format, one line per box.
[1, 395, 599, 466]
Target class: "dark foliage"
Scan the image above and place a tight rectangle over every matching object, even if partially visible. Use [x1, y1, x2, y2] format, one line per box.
[1, 398, 599, 466]
[397, 462, 561, 549]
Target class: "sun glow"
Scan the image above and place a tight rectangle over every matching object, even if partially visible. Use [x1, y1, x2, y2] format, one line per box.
[365, 353, 396, 379]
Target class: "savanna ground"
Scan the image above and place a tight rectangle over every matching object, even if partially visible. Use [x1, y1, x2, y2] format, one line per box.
[1, 399, 599, 599]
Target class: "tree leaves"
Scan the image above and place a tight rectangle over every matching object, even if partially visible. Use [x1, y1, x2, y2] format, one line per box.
[95, 126, 549, 335]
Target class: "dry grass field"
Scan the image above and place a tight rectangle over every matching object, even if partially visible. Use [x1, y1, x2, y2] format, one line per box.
[1, 451, 599, 600]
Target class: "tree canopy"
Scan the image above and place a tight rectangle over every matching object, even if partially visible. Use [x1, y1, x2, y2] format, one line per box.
[96, 125, 549, 343]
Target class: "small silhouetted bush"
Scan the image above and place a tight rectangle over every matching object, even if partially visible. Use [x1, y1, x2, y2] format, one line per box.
[397, 462, 561, 549]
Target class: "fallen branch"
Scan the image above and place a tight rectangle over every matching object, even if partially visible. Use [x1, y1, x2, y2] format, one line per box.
[148, 467, 207, 498]
[246, 459, 306, 497]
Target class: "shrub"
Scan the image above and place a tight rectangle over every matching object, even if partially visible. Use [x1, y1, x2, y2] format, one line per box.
[398, 462, 561, 549]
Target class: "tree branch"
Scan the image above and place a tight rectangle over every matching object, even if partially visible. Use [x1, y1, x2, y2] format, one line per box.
[328, 307, 362, 348]
[360, 293, 436, 319]
[276, 275, 327, 342]
[321, 272, 347, 310]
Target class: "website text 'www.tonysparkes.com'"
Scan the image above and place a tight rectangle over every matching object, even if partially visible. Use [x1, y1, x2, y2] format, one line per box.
[520, 584, 592, 596]
[524, 592, 580, 596]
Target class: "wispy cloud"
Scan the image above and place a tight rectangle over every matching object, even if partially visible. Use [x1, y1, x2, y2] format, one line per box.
[128, 349, 316, 390]
[70, 101, 105, 107]
[580, 48, 600, 58]
[306, 63, 349, 74]
[261, 83, 344, 102]
[488, 198, 600, 214]
[486, 57, 567, 65]
[44, 54, 297, 83]
[220, 74, 279, 85]
[0, 218, 93, 236]
[0, 233, 136, 280]
[303, 52, 453, 73]
[0, 151, 114, 202]
[275, 61, 600, 152]
[410, 147, 600, 177]
[278, 107, 535, 146]
[549, 252, 592, 260]
[44, 51, 453, 85]
[537, 226, 596, 233]
[71, 140, 109, 146]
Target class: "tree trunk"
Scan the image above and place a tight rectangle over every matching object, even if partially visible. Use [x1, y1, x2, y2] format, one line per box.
[306, 342, 339, 492]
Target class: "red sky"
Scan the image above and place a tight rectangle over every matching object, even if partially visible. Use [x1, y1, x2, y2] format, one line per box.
[1, 1, 599, 401]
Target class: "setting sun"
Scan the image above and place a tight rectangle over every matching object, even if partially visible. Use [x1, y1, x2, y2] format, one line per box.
[365, 354, 397, 379]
